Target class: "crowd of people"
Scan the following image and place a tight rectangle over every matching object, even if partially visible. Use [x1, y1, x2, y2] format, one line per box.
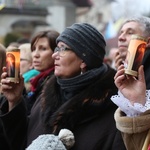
[0, 15, 150, 150]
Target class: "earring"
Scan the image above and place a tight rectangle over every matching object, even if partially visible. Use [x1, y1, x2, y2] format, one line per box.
[80, 68, 83, 75]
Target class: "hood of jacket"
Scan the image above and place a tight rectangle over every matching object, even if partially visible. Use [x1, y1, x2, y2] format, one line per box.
[115, 108, 150, 134]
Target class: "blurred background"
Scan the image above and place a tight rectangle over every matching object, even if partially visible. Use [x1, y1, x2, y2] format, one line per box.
[0, 0, 150, 54]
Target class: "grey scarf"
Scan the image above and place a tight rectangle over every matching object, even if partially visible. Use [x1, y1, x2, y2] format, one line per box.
[57, 64, 108, 101]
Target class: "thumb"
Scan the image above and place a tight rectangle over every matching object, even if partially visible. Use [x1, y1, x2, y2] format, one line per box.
[18, 74, 24, 87]
[138, 65, 145, 83]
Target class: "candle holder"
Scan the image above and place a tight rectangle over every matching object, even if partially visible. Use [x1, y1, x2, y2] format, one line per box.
[6, 47, 20, 83]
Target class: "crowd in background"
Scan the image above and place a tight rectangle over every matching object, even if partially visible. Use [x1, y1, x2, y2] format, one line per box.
[0, 15, 150, 150]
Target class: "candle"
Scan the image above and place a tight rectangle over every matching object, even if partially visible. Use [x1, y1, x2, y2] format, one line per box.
[6, 47, 20, 83]
[124, 35, 147, 77]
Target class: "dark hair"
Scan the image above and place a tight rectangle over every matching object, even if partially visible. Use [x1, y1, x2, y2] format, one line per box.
[31, 30, 60, 52]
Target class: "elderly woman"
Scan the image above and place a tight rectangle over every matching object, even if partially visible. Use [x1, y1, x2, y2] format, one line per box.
[0, 23, 126, 150]
[19, 43, 40, 93]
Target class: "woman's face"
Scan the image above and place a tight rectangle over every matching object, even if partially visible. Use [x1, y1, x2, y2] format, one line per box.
[52, 41, 84, 79]
[32, 37, 54, 72]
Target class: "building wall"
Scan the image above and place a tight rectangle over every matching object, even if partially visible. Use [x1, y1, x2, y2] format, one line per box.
[46, 1, 76, 33]
[0, 14, 47, 36]
[0, 0, 112, 45]
[76, 0, 111, 31]
[0, 0, 77, 44]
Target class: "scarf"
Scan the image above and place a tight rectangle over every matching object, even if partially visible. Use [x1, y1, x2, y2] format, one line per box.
[30, 67, 54, 92]
[23, 69, 40, 83]
[57, 64, 108, 101]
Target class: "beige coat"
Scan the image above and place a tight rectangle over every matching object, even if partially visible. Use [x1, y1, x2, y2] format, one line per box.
[114, 108, 150, 150]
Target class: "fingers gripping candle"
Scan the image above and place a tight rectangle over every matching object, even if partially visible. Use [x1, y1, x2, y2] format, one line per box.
[124, 35, 147, 77]
[6, 48, 20, 83]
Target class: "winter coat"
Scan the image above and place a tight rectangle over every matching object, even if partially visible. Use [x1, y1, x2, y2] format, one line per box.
[0, 67, 126, 150]
[115, 108, 150, 150]
[142, 48, 150, 89]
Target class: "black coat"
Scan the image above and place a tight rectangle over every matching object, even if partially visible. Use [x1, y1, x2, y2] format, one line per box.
[0, 66, 126, 150]
[142, 48, 150, 89]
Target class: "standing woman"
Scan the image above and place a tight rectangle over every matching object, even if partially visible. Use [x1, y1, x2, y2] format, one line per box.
[26, 30, 60, 113]
[0, 23, 126, 150]
[19, 43, 40, 94]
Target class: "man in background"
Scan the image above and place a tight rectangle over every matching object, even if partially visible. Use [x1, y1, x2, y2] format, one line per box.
[115, 16, 150, 88]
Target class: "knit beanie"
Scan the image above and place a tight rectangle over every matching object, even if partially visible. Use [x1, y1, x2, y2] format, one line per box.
[26, 129, 75, 150]
[56, 23, 106, 69]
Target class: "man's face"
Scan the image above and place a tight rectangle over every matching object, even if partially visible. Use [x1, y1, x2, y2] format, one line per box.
[118, 21, 144, 60]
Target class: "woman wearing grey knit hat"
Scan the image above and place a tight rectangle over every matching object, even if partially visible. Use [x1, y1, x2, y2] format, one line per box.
[0, 23, 126, 150]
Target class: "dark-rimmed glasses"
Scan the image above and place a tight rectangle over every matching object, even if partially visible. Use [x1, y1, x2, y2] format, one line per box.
[54, 46, 72, 56]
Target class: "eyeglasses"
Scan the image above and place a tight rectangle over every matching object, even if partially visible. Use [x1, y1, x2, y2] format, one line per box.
[20, 58, 29, 61]
[54, 46, 72, 56]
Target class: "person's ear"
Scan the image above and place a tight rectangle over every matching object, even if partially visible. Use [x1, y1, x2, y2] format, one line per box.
[80, 61, 86, 68]
[80, 61, 87, 73]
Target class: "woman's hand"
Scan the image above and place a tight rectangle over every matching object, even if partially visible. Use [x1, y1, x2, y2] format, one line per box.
[1, 67, 24, 111]
[114, 64, 146, 105]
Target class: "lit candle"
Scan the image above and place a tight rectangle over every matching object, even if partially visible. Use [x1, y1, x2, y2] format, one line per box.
[125, 35, 147, 77]
[6, 47, 20, 83]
